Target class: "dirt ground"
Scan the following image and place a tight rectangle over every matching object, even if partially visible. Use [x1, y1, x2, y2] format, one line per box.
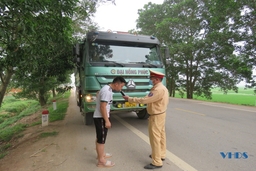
[0, 91, 80, 171]
[0, 91, 183, 171]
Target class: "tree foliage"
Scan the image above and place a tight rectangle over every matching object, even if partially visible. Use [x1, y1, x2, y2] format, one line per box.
[136, 0, 255, 99]
[0, 0, 115, 107]
[0, 0, 91, 106]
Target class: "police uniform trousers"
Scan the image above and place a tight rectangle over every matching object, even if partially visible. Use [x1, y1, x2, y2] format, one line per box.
[148, 112, 166, 166]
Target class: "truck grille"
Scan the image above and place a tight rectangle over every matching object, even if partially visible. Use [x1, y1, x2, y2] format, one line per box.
[96, 76, 151, 92]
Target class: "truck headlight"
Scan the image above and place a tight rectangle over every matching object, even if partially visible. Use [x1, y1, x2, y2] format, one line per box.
[84, 94, 96, 102]
[116, 103, 122, 108]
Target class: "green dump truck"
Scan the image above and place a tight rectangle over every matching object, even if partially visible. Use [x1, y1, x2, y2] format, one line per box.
[74, 31, 166, 125]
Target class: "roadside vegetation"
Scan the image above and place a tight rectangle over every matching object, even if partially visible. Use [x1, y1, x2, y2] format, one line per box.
[0, 91, 70, 159]
[136, 1, 256, 98]
[175, 87, 256, 106]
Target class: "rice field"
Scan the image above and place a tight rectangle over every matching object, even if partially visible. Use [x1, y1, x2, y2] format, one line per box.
[176, 88, 256, 106]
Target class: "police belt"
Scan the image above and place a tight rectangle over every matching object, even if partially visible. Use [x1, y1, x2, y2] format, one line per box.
[149, 111, 166, 116]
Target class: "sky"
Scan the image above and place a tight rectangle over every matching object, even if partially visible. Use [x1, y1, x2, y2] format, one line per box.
[90, 0, 255, 87]
[93, 0, 164, 32]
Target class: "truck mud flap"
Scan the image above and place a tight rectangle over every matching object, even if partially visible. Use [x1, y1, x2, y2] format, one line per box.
[84, 112, 93, 125]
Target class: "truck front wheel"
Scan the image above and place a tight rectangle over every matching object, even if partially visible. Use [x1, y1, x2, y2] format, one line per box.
[137, 109, 149, 119]
[84, 112, 93, 125]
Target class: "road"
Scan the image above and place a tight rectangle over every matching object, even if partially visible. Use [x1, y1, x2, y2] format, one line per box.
[0, 91, 255, 171]
[166, 98, 256, 171]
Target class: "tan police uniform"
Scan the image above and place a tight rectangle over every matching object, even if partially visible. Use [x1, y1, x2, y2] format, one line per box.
[128, 70, 169, 166]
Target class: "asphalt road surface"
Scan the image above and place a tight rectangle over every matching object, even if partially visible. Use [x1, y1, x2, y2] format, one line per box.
[1, 91, 255, 171]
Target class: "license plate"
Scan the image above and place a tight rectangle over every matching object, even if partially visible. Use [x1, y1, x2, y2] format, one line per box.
[124, 102, 137, 107]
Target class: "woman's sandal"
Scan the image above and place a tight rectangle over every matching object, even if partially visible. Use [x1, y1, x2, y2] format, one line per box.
[97, 160, 115, 168]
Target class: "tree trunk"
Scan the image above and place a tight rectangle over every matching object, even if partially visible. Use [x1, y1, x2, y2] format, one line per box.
[172, 79, 176, 97]
[186, 81, 193, 99]
[39, 89, 47, 106]
[0, 67, 14, 107]
[168, 78, 173, 97]
[186, 82, 194, 99]
[38, 78, 47, 106]
[170, 77, 176, 97]
[169, 87, 173, 97]
[52, 88, 56, 97]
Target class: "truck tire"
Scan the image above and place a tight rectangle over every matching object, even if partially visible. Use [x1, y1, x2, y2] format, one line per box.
[78, 90, 82, 106]
[84, 112, 93, 125]
[137, 109, 149, 119]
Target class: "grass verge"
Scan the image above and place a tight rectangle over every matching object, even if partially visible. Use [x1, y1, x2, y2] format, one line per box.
[40, 131, 59, 138]
[175, 87, 256, 106]
[0, 91, 70, 159]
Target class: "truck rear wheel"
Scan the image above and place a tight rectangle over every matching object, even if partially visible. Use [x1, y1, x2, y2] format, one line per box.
[137, 109, 149, 119]
[84, 112, 93, 125]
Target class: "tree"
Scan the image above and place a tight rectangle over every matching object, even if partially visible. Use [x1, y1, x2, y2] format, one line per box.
[0, 0, 117, 107]
[136, 0, 254, 99]
[136, 2, 179, 96]
[0, 0, 77, 106]
[208, 0, 256, 93]
[72, 0, 98, 41]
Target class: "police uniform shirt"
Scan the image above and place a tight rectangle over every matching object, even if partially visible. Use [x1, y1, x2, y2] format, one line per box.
[128, 82, 169, 115]
[93, 85, 113, 118]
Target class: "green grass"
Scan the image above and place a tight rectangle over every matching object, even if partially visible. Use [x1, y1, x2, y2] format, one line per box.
[0, 101, 40, 129]
[40, 131, 58, 138]
[48, 92, 70, 122]
[175, 87, 256, 106]
[0, 124, 27, 141]
[29, 121, 41, 127]
[0, 143, 11, 159]
[194, 94, 256, 106]
[0, 91, 71, 159]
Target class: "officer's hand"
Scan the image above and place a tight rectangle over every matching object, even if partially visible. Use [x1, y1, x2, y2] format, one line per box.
[122, 95, 129, 101]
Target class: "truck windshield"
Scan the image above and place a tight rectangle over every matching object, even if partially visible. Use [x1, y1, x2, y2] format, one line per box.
[89, 43, 163, 67]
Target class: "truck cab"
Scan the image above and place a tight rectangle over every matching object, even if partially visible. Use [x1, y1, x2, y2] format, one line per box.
[74, 31, 166, 125]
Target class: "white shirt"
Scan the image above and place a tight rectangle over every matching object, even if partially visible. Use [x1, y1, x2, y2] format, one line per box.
[93, 85, 113, 118]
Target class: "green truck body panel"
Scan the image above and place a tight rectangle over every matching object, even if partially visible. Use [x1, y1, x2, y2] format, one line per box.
[74, 31, 166, 124]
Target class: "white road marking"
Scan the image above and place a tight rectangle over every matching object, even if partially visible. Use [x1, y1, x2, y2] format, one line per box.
[175, 108, 206, 116]
[113, 115, 198, 171]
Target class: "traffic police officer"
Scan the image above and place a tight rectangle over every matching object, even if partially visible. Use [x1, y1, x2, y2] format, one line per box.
[122, 69, 169, 169]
